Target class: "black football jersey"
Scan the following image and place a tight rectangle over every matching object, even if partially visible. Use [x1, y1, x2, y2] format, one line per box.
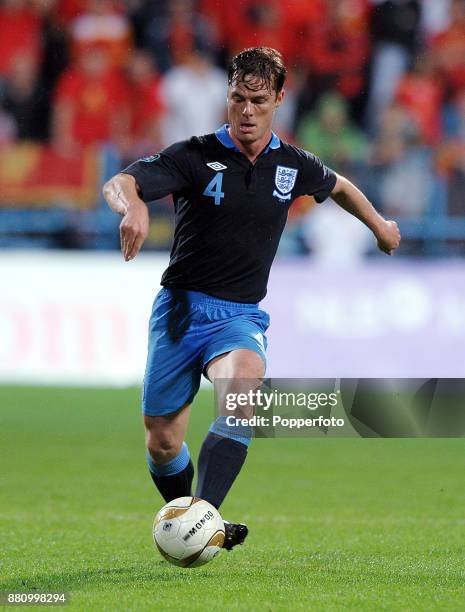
[122, 124, 336, 303]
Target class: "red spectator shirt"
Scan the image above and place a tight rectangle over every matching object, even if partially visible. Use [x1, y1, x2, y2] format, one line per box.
[0, 6, 41, 76]
[54, 68, 130, 144]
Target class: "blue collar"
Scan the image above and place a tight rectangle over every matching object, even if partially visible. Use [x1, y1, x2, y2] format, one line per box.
[215, 124, 280, 154]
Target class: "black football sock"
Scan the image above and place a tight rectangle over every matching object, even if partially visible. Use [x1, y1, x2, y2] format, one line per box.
[195, 432, 248, 509]
[146, 443, 194, 503]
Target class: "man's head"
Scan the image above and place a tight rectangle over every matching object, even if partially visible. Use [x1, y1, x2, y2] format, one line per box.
[227, 47, 286, 146]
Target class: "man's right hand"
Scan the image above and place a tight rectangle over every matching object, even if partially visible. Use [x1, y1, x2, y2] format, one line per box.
[102, 173, 150, 261]
[119, 201, 150, 261]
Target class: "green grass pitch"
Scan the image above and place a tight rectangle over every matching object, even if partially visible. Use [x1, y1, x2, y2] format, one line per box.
[1, 386, 464, 611]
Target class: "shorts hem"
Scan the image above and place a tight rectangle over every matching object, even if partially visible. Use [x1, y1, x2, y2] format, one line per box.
[142, 395, 195, 418]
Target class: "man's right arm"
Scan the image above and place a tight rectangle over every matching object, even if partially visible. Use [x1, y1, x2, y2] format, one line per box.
[102, 173, 150, 261]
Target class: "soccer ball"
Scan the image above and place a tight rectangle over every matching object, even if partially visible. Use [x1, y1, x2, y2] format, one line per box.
[153, 496, 225, 568]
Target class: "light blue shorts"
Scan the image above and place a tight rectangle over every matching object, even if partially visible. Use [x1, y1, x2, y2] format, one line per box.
[142, 287, 270, 416]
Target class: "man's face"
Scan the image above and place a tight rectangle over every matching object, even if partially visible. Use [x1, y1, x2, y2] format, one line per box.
[227, 75, 284, 145]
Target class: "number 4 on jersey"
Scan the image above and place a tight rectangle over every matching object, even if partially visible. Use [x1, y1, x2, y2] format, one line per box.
[203, 172, 224, 205]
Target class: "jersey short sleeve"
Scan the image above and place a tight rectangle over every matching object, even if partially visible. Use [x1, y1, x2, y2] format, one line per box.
[121, 141, 192, 201]
[299, 150, 337, 203]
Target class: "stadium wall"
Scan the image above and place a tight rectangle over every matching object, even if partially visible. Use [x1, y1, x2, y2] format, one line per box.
[1, 252, 463, 386]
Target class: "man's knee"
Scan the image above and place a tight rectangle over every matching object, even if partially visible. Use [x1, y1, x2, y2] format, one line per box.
[144, 417, 183, 465]
[143, 405, 190, 465]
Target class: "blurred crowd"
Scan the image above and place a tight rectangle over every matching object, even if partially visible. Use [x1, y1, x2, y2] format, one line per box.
[0, 0, 464, 249]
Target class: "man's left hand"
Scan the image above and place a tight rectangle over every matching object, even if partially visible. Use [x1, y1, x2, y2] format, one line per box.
[376, 220, 401, 255]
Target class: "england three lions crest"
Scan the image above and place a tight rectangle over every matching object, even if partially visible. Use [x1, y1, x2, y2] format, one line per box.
[273, 165, 298, 202]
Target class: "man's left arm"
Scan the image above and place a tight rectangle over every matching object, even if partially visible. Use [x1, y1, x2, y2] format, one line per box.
[331, 174, 401, 255]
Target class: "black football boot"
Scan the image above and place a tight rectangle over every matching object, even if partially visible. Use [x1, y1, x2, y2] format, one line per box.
[223, 520, 249, 551]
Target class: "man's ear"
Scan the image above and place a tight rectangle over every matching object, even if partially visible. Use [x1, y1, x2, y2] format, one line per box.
[275, 89, 285, 108]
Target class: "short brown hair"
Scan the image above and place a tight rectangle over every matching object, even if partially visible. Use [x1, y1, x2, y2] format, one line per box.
[228, 47, 287, 94]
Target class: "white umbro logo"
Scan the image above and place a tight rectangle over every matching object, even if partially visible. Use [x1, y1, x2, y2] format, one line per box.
[206, 162, 227, 171]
